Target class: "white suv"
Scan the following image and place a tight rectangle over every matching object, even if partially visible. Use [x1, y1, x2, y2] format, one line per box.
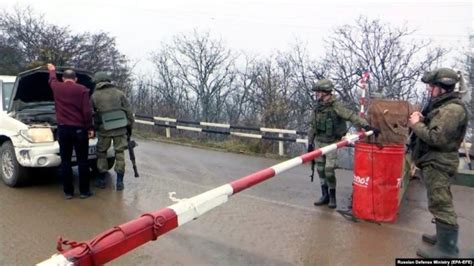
[0, 68, 115, 187]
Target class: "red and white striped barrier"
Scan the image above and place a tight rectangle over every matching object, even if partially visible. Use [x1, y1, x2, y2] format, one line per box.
[38, 131, 372, 266]
[359, 71, 369, 118]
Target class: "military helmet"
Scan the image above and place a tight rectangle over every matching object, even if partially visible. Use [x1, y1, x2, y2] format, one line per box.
[421, 68, 459, 86]
[312, 79, 334, 92]
[93, 71, 111, 83]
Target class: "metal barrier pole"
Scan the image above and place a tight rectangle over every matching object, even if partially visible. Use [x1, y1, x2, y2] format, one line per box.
[278, 133, 284, 156]
[165, 121, 171, 138]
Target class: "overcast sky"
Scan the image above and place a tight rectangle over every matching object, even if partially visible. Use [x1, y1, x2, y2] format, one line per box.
[1, 0, 472, 73]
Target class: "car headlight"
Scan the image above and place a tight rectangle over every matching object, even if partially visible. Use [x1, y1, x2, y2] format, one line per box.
[20, 127, 54, 143]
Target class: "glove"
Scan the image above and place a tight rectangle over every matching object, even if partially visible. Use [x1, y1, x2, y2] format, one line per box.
[126, 126, 132, 136]
[307, 143, 315, 153]
[363, 125, 381, 137]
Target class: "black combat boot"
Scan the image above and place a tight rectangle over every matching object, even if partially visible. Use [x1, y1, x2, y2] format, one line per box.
[116, 172, 124, 191]
[417, 220, 459, 258]
[314, 185, 329, 206]
[95, 172, 106, 189]
[422, 233, 437, 245]
[328, 188, 337, 209]
[422, 219, 437, 245]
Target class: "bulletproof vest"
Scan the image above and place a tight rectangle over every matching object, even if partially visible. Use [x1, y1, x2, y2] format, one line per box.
[92, 83, 130, 132]
[314, 103, 347, 142]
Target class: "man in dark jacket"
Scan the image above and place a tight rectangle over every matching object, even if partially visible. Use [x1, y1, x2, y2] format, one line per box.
[92, 72, 134, 191]
[47, 63, 94, 199]
[409, 68, 468, 258]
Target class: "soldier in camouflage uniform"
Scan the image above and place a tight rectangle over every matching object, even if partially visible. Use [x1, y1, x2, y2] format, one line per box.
[92, 72, 135, 191]
[308, 79, 374, 209]
[409, 68, 468, 258]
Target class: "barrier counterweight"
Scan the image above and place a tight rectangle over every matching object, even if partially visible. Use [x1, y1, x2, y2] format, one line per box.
[38, 131, 372, 266]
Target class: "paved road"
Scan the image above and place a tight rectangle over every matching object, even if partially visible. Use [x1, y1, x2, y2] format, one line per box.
[0, 138, 473, 265]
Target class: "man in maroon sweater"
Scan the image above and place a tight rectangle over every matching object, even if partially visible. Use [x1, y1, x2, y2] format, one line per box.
[47, 63, 94, 199]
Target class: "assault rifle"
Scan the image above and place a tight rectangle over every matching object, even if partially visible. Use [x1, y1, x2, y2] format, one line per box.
[127, 129, 139, 178]
[308, 142, 315, 182]
[310, 158, 315, 182]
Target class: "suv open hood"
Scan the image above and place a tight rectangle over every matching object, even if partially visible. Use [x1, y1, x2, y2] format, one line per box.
[9, 67, 94, 112]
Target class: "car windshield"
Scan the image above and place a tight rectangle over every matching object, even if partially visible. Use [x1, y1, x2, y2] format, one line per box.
[2, 82, 13, 111]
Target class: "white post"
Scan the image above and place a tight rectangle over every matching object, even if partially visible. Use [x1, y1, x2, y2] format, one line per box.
[165, 121, 171, 138]
[278, 133, 284, 156]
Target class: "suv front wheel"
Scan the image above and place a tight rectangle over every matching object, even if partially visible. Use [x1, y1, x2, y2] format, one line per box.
[0, 141, 29, 187]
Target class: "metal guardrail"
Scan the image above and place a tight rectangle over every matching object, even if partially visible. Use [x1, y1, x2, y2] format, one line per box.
[134, 114, 308, 155]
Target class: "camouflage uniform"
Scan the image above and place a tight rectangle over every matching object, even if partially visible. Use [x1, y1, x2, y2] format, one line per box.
[309, 96, 369, 186]
[91, 72, 134, 190]
[412, 68, 468, 258]
[412, 92, 467, 225]
[308, 79, 369, 208]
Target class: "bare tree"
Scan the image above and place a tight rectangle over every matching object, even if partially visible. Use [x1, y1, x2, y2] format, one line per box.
[324, 16, 447, 107]
[285, 42, 329, 129]
[225, 54, 256, 125]
[244, 55, 293, 128]
[0, 6, 132, 90]
[163, 30, 236, 122]
[132, 75, 155, 115]
[148, 49, 191, 118]
[0, 35, 24, 74]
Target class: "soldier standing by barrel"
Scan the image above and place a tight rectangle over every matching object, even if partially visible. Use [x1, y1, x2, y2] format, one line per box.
[308, 79, 377, 209]
[91, 72, 134, 191]
[409, 68, 468, 258]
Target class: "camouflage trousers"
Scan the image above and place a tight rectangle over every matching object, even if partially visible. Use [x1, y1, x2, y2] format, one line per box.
[315, 141, 338, 189]
[421, 164, 457, 226]
[97, 134, 127, 174]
